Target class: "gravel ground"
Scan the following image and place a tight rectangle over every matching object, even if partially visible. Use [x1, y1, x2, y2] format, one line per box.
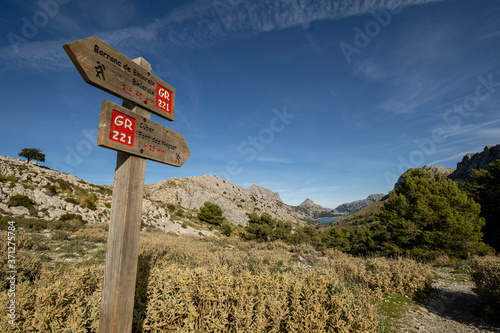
[397, 267, 500, 333]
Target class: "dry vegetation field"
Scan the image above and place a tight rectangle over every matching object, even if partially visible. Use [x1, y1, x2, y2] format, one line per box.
[0, 220, 433, 332]
[1, 219, 498, 332]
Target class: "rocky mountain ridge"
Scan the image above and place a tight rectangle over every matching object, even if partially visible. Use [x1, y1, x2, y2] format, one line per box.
[450, 144, 500, 180]
[246, 183, 282, 202]
[395, 144, 500, 187]
[144, 175, 308, 226]
[0, 155, 215, 236]
[0, 156, 310, 236]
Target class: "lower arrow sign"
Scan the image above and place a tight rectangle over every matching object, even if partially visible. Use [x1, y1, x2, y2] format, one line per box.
[97, 100, 190, 167]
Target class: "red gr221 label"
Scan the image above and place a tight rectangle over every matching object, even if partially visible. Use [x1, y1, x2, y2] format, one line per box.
[110, 110, 136, 147]
[156, 83, 173, 114]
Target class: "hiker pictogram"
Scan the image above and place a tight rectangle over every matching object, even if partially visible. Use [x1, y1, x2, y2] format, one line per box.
[95, 61, 106, 80]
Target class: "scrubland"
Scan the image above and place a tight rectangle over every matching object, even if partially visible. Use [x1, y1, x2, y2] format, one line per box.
[1, 219, 498, 332]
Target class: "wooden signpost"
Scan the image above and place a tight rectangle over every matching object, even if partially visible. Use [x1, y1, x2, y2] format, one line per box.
[63, 37, 190, 333]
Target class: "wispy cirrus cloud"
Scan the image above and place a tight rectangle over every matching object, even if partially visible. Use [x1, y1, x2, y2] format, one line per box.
[353, 58, 388, 81]
[480, 30, 500, 41]
[255, 157, 293, 163]
[0, 0, 449, 71]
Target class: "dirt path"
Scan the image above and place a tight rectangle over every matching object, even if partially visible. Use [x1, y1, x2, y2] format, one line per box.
[396, 267, 500, 333]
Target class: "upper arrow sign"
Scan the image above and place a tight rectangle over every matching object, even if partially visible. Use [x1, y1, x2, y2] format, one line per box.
[63, 36, 175, 121]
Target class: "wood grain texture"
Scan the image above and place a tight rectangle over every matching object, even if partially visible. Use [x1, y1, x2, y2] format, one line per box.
[98, 58, 150, 333]
[63, 36, 175, 121]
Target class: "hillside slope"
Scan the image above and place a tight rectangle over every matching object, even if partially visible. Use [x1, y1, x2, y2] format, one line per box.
[0, 156, 309, 236]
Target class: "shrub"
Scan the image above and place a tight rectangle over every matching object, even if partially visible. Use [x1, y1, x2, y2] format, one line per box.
[0, 217, 48, 231]
[58, 179, 73, 192]
[0, 245, 42, 291]
[93, 184, 112, 195]
[8, 195, 34, 209]
[75, 187, 98, 210]
[245, 212, 292, 243]
[16, 231, 36, 250]
[49, 214, 86, 232]
[292, 225, 321, 247]
[59, 213, 84, 223]
[198, 201, 225, 226]
[74, 223, 108, 243]
[47, 177, 73, 192]
[43, 184, 58, 196]
[174, 208, 185, 218]
[6, 175, 17, 185]
[64, 197, 79, 205]
[470, 255, 500, 310]
[0, 265, 103, 331]
[220, 223, 233, 236]
[51, 230, 69, 240]
[136, 264, 379, 332]
[22, 183, 35, 190]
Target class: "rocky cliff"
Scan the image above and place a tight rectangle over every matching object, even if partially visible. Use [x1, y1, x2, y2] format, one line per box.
[450, 144, 500, 180]
[395, 144, 500, 187]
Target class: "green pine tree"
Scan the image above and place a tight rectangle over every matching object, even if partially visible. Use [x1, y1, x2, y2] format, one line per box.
[378, 169, 489, 259]
[469, 160, 500, 250]
[198, 201, 225, 226]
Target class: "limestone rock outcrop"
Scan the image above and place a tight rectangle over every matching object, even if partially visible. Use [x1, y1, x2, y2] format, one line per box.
[394, 144, 500, 188]
[144, 175, 307, 226]
[247, 184, 282, 202]
[450, 145, 500, 180]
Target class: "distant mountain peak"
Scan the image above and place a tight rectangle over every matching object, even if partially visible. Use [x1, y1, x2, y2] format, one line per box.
[295, 198, 337, 220]
[299, 198, 319, 208]
[332, 194, 386, 215]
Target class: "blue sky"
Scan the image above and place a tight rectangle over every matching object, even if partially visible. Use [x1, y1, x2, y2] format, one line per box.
[1, 0, 499, 208]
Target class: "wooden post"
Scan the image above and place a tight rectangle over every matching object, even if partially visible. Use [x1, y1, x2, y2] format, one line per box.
[98, 58, 151, 333]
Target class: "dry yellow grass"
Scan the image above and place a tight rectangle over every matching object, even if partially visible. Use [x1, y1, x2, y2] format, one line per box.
[1, 230, 433, 332]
